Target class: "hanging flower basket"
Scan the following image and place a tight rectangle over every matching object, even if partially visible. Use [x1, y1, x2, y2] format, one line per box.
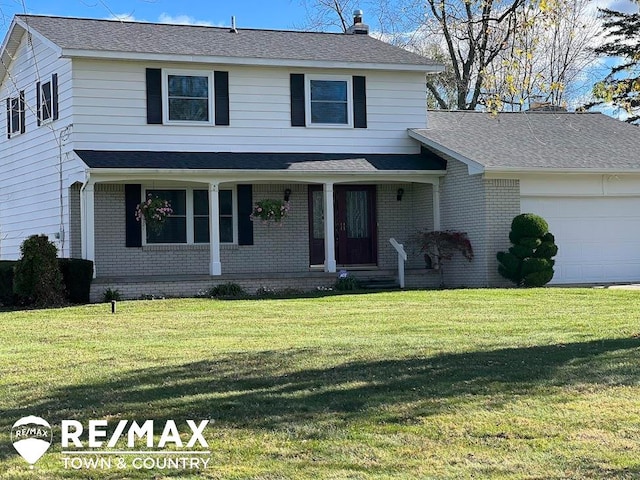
[135, 194, 173, 234]
[250, 199, 290, 225]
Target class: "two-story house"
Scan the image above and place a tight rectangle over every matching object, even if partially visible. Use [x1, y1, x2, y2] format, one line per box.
[1, 14, 639, 299]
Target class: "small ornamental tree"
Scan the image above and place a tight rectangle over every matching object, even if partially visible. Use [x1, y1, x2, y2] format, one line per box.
[13, 234, 65, 307]
[416, 230, 474, 287]
[497, 213, 558, 287]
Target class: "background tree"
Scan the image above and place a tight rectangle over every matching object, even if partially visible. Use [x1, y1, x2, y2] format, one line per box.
[300, 0, 598, 111]
[586, 2, 640, 124]
[483, 0, 598, 111]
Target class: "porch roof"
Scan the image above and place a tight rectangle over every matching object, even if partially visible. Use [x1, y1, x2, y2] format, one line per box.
[75, 150, 447, 172]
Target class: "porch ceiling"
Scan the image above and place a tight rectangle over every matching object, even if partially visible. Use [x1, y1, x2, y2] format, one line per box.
[75, 150, 447, 172]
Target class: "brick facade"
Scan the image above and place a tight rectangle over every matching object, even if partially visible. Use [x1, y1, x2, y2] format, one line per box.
[439, 158, 520, 286]
[92, 181, 436, 279]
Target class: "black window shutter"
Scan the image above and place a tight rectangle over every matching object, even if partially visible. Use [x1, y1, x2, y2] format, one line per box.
[237, 184, 254, 246]
[125, 184, 143, 247]
[214, 71, 230, 126]
[146, 68, 162, 124]
[52, 73, 59, 121]
[353, 76, 367, 128]
[36, 81, 41, 126]
[6, 98, 10, 139]
[290, 73, 305, 127]
[19, 91, 25, 134]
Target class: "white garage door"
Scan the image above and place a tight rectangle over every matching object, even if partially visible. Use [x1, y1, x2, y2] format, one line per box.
[520, 196, 640, 284]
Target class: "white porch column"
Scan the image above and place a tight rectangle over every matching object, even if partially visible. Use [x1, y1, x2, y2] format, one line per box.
[80, 182, 96, 278]
[432, 179, 441, 231]
[209, 182, 222, 276]
[323, 182, 337, 273]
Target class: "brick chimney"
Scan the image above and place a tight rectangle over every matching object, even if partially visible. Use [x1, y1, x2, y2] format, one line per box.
[346, 9, 369, 35]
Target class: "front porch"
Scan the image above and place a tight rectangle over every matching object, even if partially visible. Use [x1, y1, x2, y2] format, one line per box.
[70, 150, 447, 300]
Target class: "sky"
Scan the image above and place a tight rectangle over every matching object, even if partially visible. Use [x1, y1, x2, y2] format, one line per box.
[0, 0, 316, 38]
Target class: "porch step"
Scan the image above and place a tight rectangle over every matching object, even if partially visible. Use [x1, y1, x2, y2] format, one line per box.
[359, 277, 400, 290]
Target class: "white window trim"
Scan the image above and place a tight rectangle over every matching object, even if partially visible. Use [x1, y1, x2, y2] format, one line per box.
[162, 69, 214, 126]
[305, 74, 353, 128]
[8, 94, 23, 136]
[39, 80, 53, 125]
[141, 186, 237, 246]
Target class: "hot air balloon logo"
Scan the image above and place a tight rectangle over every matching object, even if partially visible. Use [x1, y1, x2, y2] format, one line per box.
[11, 416, 52, 468]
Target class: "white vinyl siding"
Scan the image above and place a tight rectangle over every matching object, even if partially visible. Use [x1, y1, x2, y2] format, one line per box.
[0, 32, 81, 260]
[71, 60, 426, 154]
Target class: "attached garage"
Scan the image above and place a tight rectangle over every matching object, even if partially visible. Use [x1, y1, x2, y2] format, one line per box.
[521, 196, 640, 284]
[410, 109, 640, 287]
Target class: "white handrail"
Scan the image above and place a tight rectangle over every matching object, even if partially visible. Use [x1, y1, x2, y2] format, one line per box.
[389, 238, 407, 288]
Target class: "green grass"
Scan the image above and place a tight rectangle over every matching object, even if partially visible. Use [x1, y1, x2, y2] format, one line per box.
[1, 288, 640, 479]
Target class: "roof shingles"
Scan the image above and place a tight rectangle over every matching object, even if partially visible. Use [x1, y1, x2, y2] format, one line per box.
[17, 15, 439, 68]
[411, 111, 640, 171]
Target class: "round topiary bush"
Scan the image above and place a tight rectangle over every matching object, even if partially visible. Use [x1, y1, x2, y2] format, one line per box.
[497, 214, 558, 287]
[13, 235, 65, 307]
[509, 213, 549, 243]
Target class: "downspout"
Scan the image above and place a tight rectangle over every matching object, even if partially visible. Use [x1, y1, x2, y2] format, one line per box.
[58, 124, 72, 256]
[79, 171, 90, 260]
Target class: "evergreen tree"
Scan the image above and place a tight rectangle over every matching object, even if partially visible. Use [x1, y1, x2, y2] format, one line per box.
[588, 3, 640, 124]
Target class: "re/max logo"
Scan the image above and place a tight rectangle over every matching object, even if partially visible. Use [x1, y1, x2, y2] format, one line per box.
[60, 420, 209, 449]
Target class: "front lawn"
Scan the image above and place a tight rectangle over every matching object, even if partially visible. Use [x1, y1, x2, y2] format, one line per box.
[0, 289, 639, 479]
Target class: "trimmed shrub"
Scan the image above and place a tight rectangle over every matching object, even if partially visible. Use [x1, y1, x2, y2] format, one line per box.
[524, 269, 555, 287]
[208, 282, 245, 298]
[509, 245, 534, 259]
[534, 241, 559, 259]
[510, 213, 549, 242]
[13, 235, 65, 307]
[519, 237, 542, 249]
[103, 288, 122, 302]
[497, 214, 558, 287]
[58, 258, 94, 304]
[334, 275, 360, 291]
[0, 260, 17, 307]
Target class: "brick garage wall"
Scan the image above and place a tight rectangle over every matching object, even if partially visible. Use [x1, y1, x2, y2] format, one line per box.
[439, 158, 520, 286]
[69, 183, 82, 258]
[440, 158, 488, 286]
[484, 179, 520, 286]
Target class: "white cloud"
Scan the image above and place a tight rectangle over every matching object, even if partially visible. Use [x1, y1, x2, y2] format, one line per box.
[157, 13, 222, 27]
[105, 13, 139, 22]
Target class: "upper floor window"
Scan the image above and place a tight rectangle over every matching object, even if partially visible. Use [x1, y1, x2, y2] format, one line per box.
[291, 74, 367, 128]
[5, 91, 25, 138]
[147, 68, 229, 126]
[37, 74, 58, 126]
[309, 79, 349, 125]
[163, 71, 212, 124]
[39, 80, 52, 122]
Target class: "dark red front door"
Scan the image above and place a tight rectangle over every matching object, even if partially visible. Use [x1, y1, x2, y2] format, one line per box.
[308, 185, 377, 266]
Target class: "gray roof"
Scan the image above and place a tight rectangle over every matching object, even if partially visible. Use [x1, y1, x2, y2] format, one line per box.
[75, 150, 446, 171]
[410, 111, 640, 171]
[16, 15, 439, 69]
